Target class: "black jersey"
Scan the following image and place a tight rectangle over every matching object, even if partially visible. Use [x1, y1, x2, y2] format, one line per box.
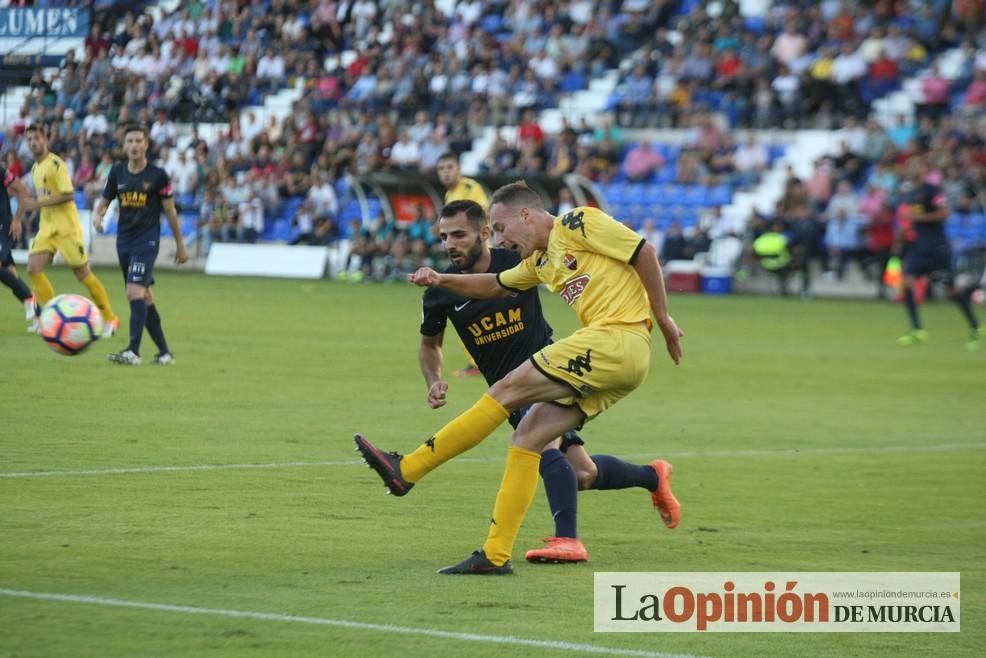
[421, 249, 553, 386]
[102, 163, 173, 244]
[902, 181, 948, 249]
[0, 166, 14, 227]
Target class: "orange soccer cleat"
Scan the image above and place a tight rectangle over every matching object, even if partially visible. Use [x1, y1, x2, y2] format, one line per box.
[649, 459, 680, 528]
[525, 536, 589, 563]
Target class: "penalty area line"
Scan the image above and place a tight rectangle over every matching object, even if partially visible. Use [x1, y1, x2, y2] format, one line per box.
[0, 588, 701, 658]
[2, 442, 983, 479]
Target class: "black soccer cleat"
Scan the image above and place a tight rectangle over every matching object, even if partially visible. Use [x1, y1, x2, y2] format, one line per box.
[353, 433, 414, 496]
[437, 550, 514, 575]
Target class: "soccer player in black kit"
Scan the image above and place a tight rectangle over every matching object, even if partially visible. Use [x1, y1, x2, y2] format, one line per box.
[91, 124, 189, 365]
[0, 163, 35, 322]
[416, 199, 675, 564]
[895, 159, 981, 350]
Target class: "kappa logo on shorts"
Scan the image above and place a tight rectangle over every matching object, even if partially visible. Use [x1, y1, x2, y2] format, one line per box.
[559, 349, 592, 377]
[560, 274, 591, 305]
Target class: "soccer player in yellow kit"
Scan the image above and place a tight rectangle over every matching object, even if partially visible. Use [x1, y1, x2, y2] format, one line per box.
[355, 181, 684, 574]
[24, 124, 119, 336]
[437, 151, 489, 377]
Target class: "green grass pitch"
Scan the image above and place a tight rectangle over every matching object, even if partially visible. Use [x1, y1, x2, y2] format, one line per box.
[1, 268, 983, 657]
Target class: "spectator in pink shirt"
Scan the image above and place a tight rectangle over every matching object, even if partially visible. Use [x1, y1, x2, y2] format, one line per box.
[622, 139, 665, 181]
[917, 65, 951, 119]
[963, 70, 986, 112]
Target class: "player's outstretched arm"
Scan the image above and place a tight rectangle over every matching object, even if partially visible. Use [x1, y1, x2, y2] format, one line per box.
[7, 177, 30, 239]
[632, 241, 684, 365]
[408, 267, 509, 299]
[419, 333, 448, 409]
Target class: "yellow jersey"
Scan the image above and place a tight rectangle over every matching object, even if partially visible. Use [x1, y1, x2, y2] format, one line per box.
[445, 177, 489, 206]
[497, 207, 651, 328]
[31, 152, 81, 229]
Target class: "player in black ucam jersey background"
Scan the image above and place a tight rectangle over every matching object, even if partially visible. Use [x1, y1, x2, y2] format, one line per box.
[91, 124, 189, 366]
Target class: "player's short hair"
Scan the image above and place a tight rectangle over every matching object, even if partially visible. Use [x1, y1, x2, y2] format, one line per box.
[490, 181, 545, 211]
[437, 152, 459, 164]
[441, 199, 488, 231]
[25, 123, 47, 136]
[123, 123, 149, 139]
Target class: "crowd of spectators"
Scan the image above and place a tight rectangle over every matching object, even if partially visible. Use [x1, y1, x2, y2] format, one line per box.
[741, 110, 986, 298]
[0, 0, 983, 289]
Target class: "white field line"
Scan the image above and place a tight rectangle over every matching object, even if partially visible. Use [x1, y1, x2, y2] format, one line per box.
[1, 442, 983, 479]
[0, 588, 701, 658]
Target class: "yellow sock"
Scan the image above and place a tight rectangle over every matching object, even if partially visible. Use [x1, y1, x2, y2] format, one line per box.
[483, 446, 541, 565]
[30, 272, 55, 306]
[401, 393, 509, 483]
[81, 272, 117, 322]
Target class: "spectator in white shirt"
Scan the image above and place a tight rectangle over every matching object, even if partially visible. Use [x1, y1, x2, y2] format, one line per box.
[308, 172, 339, 219]
[390, 130, 422, 170]
[150, 111, 176, 146]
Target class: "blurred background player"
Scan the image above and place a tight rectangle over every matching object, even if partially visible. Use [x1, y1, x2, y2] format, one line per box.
[91, 124, 189, 366]
[23, 124, 119, 336]
[0, 160, 35, 322]
[895, 159, 982, 350]
[437, 151, 490, 377]
[420, 200, 673, 563]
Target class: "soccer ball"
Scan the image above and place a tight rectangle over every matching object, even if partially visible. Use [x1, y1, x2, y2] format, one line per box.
[38, 294, 104, 356]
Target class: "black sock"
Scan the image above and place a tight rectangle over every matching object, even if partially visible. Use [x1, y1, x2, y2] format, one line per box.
[952, 288, 980, 331]
[539, 449, 578, 538]
[590, 455, 659, 491]
[0, 268, 32, 301]
[904, 288, 921, 330]
[128, 298, 147, 355]
[145, 304, 171, 354]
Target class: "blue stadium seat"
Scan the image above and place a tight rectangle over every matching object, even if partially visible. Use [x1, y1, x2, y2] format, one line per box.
[709, 184, 732, 206]
[683, 186, 707, 207]
[75, 190, 88, 209]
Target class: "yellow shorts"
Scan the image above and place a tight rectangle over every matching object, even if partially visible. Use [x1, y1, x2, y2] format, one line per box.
[29, 220, 88, 268]
[531, 322, 652, 420]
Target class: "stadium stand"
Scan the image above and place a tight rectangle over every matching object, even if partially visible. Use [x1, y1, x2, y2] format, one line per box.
[0, 0, 982, 290]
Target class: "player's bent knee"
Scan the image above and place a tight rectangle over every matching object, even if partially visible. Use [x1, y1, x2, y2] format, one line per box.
[575, 470, 596, 490]
[72, 265, 91, 281]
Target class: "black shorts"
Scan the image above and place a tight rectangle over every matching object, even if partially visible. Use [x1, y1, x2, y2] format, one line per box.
[118, 240, 159, 286]
[508, 406, 585, 451]
[904, 245, 953, 283]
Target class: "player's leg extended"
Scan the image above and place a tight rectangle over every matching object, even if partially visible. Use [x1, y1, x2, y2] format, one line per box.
[401, 359, 575, 481]
[356, 358, 575, 495]
[482, 401, 587, 567]
[563, 440, 679, 529]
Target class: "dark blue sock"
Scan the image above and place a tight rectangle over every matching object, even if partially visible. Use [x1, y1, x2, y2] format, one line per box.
[952, 288, 980, 330]
[128, 298, 147, 355]
[590, 455, 659, 491]
[539, 448, 578, 538]
[145, 304, 171, 354]
[904, 288, 921, 330]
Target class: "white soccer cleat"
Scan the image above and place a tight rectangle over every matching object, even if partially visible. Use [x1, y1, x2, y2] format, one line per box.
[108, 349, 141, 366]
[26, 318, 40, 333]
[102, 317, 120, 339]
[153, 352, 175, 365]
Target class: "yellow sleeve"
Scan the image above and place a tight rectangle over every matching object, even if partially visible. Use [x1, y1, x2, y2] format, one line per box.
[558, 207, 645, 264]
[51, 157, 74, 195]
[497, 253, 543, 292]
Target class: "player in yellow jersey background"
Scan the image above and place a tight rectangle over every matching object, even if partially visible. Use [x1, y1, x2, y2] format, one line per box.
[23, 124, 118, 336]
[437, 151, 489, 376]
